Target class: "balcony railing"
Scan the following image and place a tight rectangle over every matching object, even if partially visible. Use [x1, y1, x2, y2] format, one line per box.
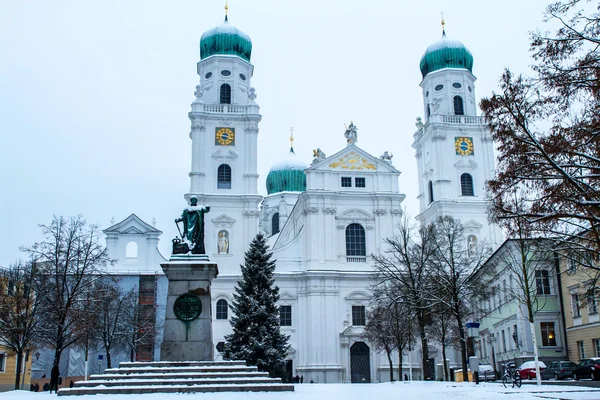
[196, 103, 253, 114]
[416, 114, 488, 134]
[438, 115, 487, 125]
[346, 256, 367, 263]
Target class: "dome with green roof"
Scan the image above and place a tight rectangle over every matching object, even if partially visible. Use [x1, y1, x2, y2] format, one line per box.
[266, 149, 307, 195]
[200, 16, 252, 62]
[419, 31, 473, 78]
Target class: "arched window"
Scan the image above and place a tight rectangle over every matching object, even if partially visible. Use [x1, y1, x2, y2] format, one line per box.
[272, 213, 280, 235]
[220, 84, 231, 104]
[460, 173, 474, 196]
[427, 104, 431, 119]
[453, 96, 464, 115]
[217, 164, 231, 189]
[125, 241, 138, 262]
[346, 223, 366, 257]
[216, 299, 228, 320]
[428, 181, 434, 204]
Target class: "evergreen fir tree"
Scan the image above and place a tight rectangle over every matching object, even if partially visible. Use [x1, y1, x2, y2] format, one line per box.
[223, 233, 289, 377]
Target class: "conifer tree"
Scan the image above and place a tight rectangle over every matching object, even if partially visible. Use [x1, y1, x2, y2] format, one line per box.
[223, 233, 289, 377]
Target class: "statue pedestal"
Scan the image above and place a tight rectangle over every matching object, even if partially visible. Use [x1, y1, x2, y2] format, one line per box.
[160, 257, 219, 361]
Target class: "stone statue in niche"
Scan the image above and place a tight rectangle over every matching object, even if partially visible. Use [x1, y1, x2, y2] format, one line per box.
[467, 235, 477, 257]
[218, 230, 229, 254]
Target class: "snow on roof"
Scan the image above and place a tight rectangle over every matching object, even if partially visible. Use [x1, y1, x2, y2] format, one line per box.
[201, 20, 251, 43]
[269, 150, 308, 172]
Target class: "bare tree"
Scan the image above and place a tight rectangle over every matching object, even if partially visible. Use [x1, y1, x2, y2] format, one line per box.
[480, 0, 600, 270]
[0, 260, 42, 389]
[75, 289, 100, 380]
[427, 301, 459, 381]
[122, 295, 161, 363]
[93, 280, 136, 369]
[428, 216, 492, 382]
[362, 306, 397, 382]
[372, 216, 436, 380]
[22, 215, 111, 365]
[366, 284, 418, 382]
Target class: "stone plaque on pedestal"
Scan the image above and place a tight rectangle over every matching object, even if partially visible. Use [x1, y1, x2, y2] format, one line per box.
[160, 258, 219, 361]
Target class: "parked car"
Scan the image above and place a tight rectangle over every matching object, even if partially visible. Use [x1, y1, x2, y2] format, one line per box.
[572, 358, 600, 381]
[479, 364, 496, 381]
[541, 361, 577, 380]
[518, 361, 547, 379]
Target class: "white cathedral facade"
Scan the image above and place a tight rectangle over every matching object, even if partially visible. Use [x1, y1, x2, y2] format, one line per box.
[58, 14, 503, 384]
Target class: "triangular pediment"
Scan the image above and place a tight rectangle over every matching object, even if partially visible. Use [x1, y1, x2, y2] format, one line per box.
[122, 226, 144, 235]
[103, 214, 162, 235]
[463, 220, 483, 230]
[280, 291, 297, 301]
[211, 214, 236, 228]
[308, 145, 399, 174]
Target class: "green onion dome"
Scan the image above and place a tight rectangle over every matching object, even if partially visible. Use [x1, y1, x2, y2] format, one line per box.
[419, 31, 473, 78]
[266, 150, 307, 195]
[200, 16, 252, 61]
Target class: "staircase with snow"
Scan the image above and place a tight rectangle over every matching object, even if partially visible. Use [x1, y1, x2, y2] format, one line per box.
[57, 360, 294, 396]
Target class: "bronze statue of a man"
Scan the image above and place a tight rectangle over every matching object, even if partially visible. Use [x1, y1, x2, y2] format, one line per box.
[175, 196, 210, 254]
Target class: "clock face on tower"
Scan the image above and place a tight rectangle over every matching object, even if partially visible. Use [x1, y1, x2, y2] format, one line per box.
[215, 127, 235, 146]
[455, 137, 474, 156]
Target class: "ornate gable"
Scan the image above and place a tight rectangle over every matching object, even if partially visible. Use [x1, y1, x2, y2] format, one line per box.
[308, 145, 398, 174]
[328, 151, 377, 171]
[103, 214, 162, 236]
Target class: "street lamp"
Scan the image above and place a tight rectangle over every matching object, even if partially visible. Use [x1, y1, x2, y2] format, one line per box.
[512, 331, 521, 347]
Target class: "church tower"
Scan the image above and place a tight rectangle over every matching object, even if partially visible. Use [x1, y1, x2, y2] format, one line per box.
[413, 20, 502, 249]
[186, 7, 262, 273]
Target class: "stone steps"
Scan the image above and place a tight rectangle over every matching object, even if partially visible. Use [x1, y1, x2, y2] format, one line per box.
[59, 383, 295, 396]
[89, 371, 270, 380]
[57, 360, 294, 396]
[103, 365, 258, 374]
[117, 360, 247, 368]
[77, 377, 281, 387]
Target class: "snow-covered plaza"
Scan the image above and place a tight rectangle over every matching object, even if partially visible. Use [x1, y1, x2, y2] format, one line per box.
[3, 382, 600, 400]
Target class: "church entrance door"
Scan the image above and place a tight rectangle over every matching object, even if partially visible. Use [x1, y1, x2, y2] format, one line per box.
[350, 342, 371, 383]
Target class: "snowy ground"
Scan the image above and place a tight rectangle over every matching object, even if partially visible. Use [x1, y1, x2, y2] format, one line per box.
[2, 381, 600, 400]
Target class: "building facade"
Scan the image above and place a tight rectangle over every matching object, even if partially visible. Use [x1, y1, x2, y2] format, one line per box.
[475, 240, 567, 374]
[558, 256, 600, 362]
[30, 14, 506, 385]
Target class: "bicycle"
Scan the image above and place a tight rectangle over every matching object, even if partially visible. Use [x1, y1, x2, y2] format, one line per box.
[501, 362, 522, 388]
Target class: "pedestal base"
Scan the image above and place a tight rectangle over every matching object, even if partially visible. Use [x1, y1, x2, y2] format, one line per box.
[160, 259, 218, 361]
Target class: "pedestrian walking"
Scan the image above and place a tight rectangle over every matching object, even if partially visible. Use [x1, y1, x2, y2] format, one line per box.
[49, 360, 59, 394]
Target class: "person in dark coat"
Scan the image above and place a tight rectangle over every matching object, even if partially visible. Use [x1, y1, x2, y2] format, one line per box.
[49, 360, 60, 394]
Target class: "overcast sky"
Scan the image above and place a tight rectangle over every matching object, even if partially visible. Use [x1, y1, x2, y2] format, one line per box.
[0, 0, 553, 265]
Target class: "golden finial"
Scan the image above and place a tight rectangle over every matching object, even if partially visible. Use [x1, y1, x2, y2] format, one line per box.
[225, 1, 229, 15]
[441, 11, 445, 32]
[289, 127, 295, 153]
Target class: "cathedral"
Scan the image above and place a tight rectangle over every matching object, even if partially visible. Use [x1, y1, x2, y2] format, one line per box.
[32, 11, 501, 384]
